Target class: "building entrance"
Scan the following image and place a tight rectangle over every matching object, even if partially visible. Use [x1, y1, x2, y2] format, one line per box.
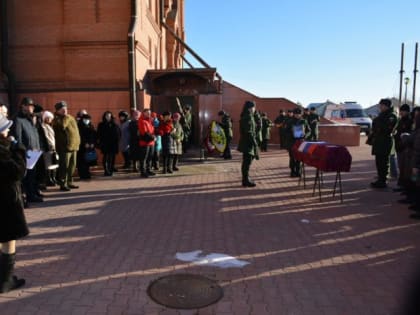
[151, 95, 202, 147]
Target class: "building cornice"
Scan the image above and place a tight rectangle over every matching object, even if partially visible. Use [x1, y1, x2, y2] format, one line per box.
[62, 40, 127, 49]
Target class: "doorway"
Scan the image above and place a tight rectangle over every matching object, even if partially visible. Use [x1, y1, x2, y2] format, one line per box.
[151, 95, 201, 146]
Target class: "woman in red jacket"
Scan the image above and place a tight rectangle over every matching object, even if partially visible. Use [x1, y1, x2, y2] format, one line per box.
[137, 109, 155, 178]
[157, 111, 174, 174]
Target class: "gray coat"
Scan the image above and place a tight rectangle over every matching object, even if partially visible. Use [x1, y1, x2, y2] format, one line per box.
[12, 112, 41, 151]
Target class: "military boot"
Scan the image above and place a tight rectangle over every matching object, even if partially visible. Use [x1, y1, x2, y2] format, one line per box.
[242, 176, 256, 187]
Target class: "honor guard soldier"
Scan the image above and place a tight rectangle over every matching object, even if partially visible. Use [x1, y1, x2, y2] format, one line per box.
[284, 108, 311, 177]
[369, 98, 398, 188]
[274, 109, 286, 149]
[394, 104, 413, 190]
[238, 101, 259, 187]
[302, 108, 310, 122]
[261, 112, 274, 152]
[308, 107, 320, 140]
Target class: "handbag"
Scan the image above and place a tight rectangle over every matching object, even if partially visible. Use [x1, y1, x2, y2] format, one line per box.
[84, 149, 98, 166]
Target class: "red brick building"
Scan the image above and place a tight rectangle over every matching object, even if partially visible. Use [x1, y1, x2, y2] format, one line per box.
[2, 0, 356, 146]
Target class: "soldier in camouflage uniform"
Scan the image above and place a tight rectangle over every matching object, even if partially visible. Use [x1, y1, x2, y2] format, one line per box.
[284, 108, 311, 177]
[302, 108, 310, 122]
[281, 110, 294, 151]
[238, 101, 259, 187]
[369, 98, 398, 188]
[254, 110, 263, 148]
[394, 104, 413, 190]
[307, 107, 320, 140]
[274, 109, 286, 149]
[261, 112, 274, 152]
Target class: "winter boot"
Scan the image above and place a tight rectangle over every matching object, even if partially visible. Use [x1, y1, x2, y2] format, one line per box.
[242, 176, 256, 187]
[172, 155, 179, 171]
[166, 156, 173, 173]
[0, 253, 25, 293]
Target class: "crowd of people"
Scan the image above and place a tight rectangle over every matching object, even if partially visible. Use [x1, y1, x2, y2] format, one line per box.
[0, 97, 194, 293]
[367, 99, 420, 220]
[2, 96, 420, 294]
[0, 97, 193, 208]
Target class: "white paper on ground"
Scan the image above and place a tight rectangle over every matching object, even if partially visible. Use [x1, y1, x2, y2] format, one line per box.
[175, 250, 203, 262]
[175, 250, 250, 268]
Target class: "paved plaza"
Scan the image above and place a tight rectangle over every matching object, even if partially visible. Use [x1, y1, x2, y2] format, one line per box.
[1, 136, 420, 315]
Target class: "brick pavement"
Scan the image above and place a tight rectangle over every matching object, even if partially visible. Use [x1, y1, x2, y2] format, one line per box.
[1, 136, 420, 315]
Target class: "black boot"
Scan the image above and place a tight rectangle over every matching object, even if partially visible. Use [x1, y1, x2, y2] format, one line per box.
[172, 155, 179, 171]
[167, 156, 173, 173]
[242, 176, 256, 187]
[0, 253, 26, 293]
[146, 169, 156, 176]
[46, 172, 56, 186]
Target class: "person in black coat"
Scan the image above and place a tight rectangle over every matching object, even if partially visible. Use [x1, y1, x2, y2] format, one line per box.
[0, 113, 29, 293]
[77, 114, 97, 179]
[11, 97, 43, 203]
[97, 111, 120, 176]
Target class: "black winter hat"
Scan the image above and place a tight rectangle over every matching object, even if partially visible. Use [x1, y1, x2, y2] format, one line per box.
[162, 111, 171, 117]
[379, 98, 392, 107]
[21, 97, 34, 106]
[293, 108, 302, 114]
[34, 104, 44, 113]
[218, 110, 225, 116]
[118, 110, 129, 118]
[400, 104, 410, 112]
[55, 101, 68, 111]
[244, 101, 256, 109]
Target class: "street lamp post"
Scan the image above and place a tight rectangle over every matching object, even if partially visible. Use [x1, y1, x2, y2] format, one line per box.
[404, 77, 410, 104]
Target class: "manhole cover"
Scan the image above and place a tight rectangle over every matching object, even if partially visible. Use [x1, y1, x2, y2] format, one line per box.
[147, 274, 223, 309]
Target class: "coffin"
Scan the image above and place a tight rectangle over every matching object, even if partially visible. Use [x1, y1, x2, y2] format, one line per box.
[292, 140, 352, 172]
